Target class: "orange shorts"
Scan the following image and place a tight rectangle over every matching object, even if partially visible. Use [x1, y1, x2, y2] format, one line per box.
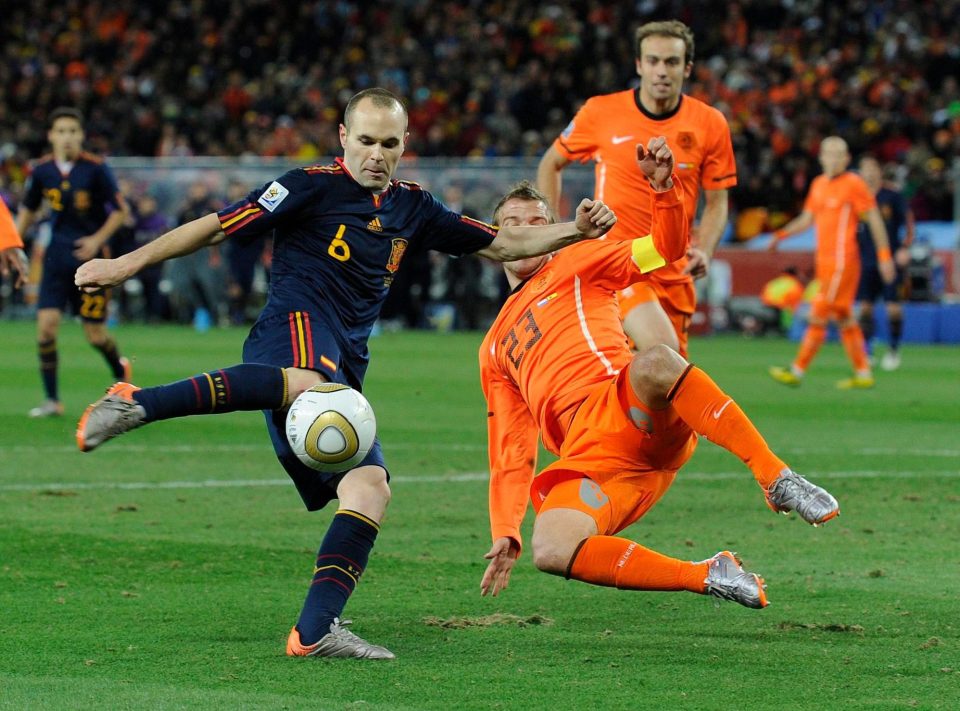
[617, 279, 695, 356]
[530, 367, 697, 533]
[811, 265, 860, 321]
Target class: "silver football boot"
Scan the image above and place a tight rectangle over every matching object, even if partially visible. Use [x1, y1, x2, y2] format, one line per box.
[76, 383, 147, 452]
[766, 469, 840, 525]
[288, 619, 396, 660]
[703, 551, 768, 609]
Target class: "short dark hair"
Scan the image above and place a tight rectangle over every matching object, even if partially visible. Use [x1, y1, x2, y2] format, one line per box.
[343, 88, 407, 130]
[492, 180, 554, 225]
[635, 20, 695, 64]
[48, 107, 84, 128]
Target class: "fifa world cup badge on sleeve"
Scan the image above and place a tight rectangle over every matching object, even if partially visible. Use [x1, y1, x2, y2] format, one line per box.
[258, 181, 290, 212]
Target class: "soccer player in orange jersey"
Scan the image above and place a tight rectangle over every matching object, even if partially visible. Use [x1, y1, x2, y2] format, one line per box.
[479, 138, 838, 608]
[538, 20, 736, 357]
[768, 137, 895, 389]
[0, 198, 28, 288]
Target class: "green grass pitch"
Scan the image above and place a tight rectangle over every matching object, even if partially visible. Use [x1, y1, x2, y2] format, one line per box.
[1, 321, 958, 709]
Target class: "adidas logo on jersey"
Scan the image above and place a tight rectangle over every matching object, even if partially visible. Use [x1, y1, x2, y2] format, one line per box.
[367, 217, 383, 232]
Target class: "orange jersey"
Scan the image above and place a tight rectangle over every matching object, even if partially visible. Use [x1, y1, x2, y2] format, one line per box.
[0, 199, 24, 250]
[553, 89, 736, 284]
[479, 187, 687, 544]
[803, 171, 876, 274]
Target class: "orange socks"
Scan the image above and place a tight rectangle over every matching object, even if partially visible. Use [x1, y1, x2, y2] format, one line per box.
[669, 366, 786, 489]
[567, 535, 708, 593]
[794, 323, 827, 373]
[839, 323, 871, 374]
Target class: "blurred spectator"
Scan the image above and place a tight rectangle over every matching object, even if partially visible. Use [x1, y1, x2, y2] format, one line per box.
[167, 180, 225, 329]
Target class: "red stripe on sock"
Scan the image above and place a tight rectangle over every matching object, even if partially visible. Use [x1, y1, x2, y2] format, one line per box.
[316, 553, 362, 570]
[310, 577, 353, 593]
[190, 376, 202, 409]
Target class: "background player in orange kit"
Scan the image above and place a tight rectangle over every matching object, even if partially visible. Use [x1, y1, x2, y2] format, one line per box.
[480, 137, 838, 608]
[768, 136, 895, 389]
[537, 19, 736, 357]
[0, 198, 28, 288]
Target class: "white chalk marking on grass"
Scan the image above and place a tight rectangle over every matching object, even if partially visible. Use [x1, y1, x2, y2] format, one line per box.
[1, 469, 957, 493]
[0, 442, 487, 454]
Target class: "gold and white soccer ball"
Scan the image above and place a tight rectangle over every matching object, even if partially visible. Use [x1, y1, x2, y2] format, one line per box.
[285, 384, 377, 472]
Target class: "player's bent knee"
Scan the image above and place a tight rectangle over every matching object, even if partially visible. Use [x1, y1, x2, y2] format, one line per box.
[284, 367, 327, 401]
[337, 466, 391, 520]
[531, 540, 576, 576]
[629, 344, 687, 406]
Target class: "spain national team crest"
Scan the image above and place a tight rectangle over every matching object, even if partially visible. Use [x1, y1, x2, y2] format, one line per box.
[677, 131, 697, 150]
[386, 238, 408, 273]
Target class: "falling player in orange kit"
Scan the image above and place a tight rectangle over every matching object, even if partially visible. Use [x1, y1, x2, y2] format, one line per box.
[538, 19, 736, 357]
[768, 136, 895, 389]
[480, 137, 839, 608]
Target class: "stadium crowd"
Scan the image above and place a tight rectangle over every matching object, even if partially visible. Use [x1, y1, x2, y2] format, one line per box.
[1, 0, 958, 220]
[0, 1, 957, 324]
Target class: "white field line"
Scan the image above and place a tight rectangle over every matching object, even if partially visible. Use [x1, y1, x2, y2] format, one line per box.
[1, 443, 958, 457]
[0, 468, 957, 493]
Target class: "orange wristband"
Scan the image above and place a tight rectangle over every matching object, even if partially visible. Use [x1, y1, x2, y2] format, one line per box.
[773, 228, 788, 241]
[877, 247, 892, 263]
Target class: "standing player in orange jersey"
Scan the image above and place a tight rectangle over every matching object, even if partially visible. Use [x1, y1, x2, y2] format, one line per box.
[538, 19, 736, 357]
[0, 198, 29, 288]
[768, 137, 895, 389]
[479, 138, 838, 608]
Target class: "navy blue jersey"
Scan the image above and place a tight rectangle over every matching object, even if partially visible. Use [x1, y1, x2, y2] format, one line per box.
[857, 187, 907, 267]
[22, 152, 123, 249]
[218, 158, 498, 368]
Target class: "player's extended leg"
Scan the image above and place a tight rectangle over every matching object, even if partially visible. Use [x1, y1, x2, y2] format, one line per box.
[769, 295, 830, 386]
[883, 301, 903, 371]
[835, 301, 874, 389]
[619, 282, 681, 354]
[82, 318, 131, 382]
[533, 477, 767, 609]
[635, 344, 839, 524]
[75, 363, 319, 451]
[286, 465, 395, 660]
[30, 307, 64, 417]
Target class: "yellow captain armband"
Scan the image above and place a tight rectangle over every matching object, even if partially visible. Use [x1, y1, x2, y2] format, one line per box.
[631, 235, 667, 273]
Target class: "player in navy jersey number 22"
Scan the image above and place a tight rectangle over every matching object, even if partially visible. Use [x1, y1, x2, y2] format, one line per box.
[74, 88, 617, 659]
[16, 108, 132, 418]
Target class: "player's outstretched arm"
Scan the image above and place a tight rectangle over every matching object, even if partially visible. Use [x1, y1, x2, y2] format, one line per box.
[75, 213, 225, 292]
[476, 199, 616, 262]
[767, 210, 813, 251]
[536, 144, 572, 213]
[864, 206, 896, 284]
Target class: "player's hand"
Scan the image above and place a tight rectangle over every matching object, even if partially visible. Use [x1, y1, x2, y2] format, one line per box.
[683, 246, 710, 280]
[480, 537, 519, 597]
[879, 258, 896, 285]
[766, 236, 780, 252]
[636, 136, 674, 191]
[574, 199, 617, 238]
[0, 247, 29, 288]
[894, 246, 910, 268]
[72, 235, 104, 262]
[75, 257, 131, 293]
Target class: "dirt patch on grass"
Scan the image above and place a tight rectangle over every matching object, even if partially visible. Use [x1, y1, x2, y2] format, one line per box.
[423, 613, 553, 629]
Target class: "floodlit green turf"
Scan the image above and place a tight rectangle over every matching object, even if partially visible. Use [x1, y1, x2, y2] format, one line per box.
[1, 321, 958, 709]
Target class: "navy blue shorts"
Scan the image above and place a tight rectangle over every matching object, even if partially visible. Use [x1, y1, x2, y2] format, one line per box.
[857, 265, 904, 304]
[39, 247, 109, 322]
[242, 310, 386, 511]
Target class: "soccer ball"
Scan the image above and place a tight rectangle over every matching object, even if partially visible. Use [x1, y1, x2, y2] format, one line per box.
[285, 384, 377, 472]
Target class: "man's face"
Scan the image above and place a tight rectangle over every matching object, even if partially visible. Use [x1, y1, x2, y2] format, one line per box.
[498, 198, 552, 281]
[48, 117, 84, 159]
[819, 139, 850, 177]
[859, 157, 882, 189]
[339, 99, 408, 193]
[635, 35, 691, 105]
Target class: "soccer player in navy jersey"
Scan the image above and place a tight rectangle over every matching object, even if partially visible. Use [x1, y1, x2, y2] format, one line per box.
[855, 157, 914, 371]
[74, 88, 617, 659]
[16, 108, 132, 418]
